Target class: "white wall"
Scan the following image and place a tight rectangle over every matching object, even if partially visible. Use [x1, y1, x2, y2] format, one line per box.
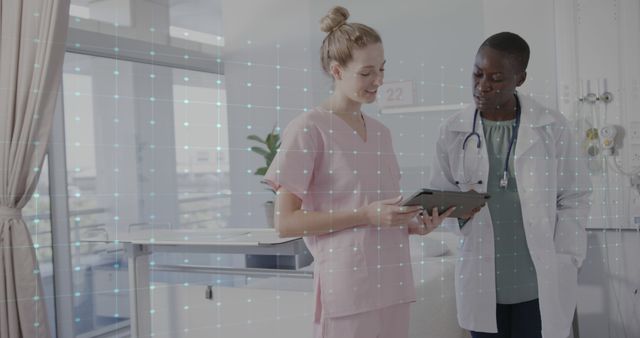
[222, 0, 314, 227]
[554, 0, 640, 337]
[482, 0, 559, 109]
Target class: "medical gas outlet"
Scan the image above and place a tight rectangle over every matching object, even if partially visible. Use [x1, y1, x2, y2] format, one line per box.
[600, 125, 617, 156]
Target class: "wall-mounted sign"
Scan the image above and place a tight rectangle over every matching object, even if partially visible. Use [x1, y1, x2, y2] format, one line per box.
[378, 80, 415, 108]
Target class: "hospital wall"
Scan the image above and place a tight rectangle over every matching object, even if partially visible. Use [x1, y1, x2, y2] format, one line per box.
[220, 0, 640, 337]
[222, 0, 314, 228]
[554, 0, 640, 336]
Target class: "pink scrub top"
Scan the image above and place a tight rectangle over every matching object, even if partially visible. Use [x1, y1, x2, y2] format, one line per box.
[264, 108, 416, 319]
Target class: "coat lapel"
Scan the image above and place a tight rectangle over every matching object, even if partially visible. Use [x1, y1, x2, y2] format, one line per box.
[514, 94, 555, 161]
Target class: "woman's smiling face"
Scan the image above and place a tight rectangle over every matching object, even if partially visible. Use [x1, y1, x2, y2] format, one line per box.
[332, 42, 386, 104]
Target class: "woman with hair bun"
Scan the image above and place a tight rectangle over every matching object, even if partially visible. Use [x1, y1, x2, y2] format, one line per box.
[264, 6, 455, 338]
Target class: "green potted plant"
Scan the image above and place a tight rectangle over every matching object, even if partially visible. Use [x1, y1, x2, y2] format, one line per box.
[247, 127, 280, 227]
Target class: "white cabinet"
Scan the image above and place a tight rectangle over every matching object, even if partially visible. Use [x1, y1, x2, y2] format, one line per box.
[148, 282, 314, 338]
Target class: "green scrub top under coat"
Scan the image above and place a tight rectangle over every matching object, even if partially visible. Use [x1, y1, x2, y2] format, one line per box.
[481, 117, 538, 304]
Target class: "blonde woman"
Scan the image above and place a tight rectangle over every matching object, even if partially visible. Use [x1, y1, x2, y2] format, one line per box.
[264, 6, 455, 338]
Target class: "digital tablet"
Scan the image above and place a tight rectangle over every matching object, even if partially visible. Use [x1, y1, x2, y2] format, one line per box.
[402, 189, 490, 218]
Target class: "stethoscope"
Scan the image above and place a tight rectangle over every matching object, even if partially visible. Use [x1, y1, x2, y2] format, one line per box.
[456, 94, 521, 189]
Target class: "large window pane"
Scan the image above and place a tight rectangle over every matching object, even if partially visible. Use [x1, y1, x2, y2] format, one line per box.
[173, 68, 230, 229]
[62, 52, 229, 336]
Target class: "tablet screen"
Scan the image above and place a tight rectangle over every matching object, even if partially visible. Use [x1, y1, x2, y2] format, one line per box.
[403, 189, 489, 218]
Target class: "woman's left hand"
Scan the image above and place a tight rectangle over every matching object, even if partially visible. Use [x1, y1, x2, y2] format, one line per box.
[408, 206, 456, 235]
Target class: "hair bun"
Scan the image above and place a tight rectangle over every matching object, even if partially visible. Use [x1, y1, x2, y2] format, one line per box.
[320, 6, 349, 33]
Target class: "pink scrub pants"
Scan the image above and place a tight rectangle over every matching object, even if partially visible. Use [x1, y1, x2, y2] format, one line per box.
[314, 302, 410, 338]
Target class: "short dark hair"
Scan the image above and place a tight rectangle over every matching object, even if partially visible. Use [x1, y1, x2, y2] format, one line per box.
[479, 32, 530, 72]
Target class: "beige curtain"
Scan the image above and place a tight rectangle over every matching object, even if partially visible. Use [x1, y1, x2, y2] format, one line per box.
[0, 0, 70, 337]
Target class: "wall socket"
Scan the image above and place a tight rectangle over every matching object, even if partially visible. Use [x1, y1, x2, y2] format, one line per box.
[629, 122, 640, 145]
[631, 146, 640, 168]
[631, 175, 640, 228]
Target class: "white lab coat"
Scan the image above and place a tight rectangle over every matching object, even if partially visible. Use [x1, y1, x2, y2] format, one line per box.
[429, 94, 591, 338]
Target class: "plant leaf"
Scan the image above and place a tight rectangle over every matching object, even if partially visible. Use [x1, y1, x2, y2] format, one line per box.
[255, 167, 268, 176]
[266, 152, 276, 166]
[247, 135, 265, 144]
[265, 133, 276, 148]
[268, 136, 280, 152]
[251, 146, 270, 158]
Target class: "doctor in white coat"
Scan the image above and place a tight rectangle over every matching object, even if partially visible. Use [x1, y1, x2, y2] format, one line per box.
[429, 32, 591, 338]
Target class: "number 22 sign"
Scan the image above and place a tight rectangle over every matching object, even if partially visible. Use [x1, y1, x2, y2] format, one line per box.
[377, 80, 415, 108]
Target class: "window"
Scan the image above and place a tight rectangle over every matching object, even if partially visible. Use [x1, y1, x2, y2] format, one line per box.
[62, 52, 228, 335]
